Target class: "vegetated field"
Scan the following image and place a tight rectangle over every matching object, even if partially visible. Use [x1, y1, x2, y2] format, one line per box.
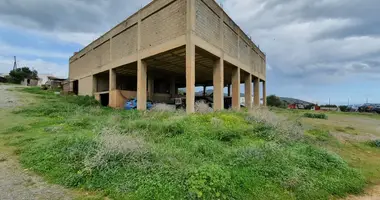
[1, 87, 379, 200]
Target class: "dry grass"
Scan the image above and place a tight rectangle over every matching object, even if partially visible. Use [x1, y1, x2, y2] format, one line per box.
[151, 103, 176, 112]
[84, 126, 146, 170]
[195, 101, 212, 113]
[248, 106, 304, 142]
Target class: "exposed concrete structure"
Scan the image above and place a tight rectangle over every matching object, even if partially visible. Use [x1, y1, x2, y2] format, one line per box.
[69, 0, 266, 113]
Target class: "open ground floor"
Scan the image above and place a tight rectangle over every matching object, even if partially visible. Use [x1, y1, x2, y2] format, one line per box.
[70, 45, 266, 113]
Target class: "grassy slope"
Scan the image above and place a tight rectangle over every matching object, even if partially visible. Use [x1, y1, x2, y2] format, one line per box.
[274, 108, 380, 185]
[0, 87, 367, 200]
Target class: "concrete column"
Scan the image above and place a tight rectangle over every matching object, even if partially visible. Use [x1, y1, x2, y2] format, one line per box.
[254, 77, 260, 106]
[170, 78, 176, 96]
[137, 59, 147, 110]
[109, 69, 116, 91]
[186, 44, 195, 113]
[244, 73, 252, 109]
[231, 67, 240, 110]
[186, 0, 196, 113]
[92, 75, 97, 94]
[148, 75, 154, 100]
[262, 81, 267, 106]
[213, 58, 224, 111]
[109, 69, 116, 108]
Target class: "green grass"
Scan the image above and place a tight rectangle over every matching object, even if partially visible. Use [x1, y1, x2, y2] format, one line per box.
[303, 113, 328, 120]
[0, 87, 367, 199]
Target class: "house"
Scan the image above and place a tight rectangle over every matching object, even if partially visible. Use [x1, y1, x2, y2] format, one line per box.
[68, 0, 267, 113]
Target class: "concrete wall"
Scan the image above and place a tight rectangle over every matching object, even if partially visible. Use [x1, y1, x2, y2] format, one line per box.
[141, 0, 186, 50]
[78, 76, 93, 96]
[194, 0, 266, 78]
[69, 0, 187, 81]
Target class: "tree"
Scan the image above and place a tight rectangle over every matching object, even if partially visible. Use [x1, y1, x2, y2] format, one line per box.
[267, 95, 287, 108]
[7, 67, 38, 84]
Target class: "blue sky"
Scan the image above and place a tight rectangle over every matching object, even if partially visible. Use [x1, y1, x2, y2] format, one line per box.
[0, 0, 379, 105]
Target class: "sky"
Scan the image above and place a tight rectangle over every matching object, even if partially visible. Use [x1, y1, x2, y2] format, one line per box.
[0, 0, 379, 105]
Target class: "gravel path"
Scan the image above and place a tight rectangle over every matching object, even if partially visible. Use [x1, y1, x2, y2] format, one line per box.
[0, 84, 20, 108]
[0, 153, 72, 200]
[0, 84, 73, 200]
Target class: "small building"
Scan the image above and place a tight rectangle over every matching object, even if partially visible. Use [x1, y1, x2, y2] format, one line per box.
[21, 78, 39, 86]
[68, 0, 267, 113]
[0, 74, 7, 83]
[45, 76, 66, 89]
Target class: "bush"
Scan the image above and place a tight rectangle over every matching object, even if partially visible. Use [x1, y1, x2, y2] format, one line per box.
[368, 139, 380, 148]
[267, 95, 287, 108]
[339, 106, 349, 112]
[303, 112, 328, 120]
[187, 164, 231, 199]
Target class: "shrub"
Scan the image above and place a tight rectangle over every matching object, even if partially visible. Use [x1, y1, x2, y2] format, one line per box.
[368, 139, 380, 148]
[303, 112, 328, 120]
[84, 127, 147, 171]
[247, 107, 304, 143]
[195, 101, 212, 113]
[187, 164, 231, 199]
[339, 105, 349, 112]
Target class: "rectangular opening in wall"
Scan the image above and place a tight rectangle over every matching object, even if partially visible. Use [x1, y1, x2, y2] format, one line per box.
[100, 93, 109, 107]
[73, 80, 79, 95]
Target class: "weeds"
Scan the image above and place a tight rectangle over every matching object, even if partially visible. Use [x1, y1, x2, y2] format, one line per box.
[303, 113, 328, 119]
[150, 103, 176, 112]
[195, 101, 212, 113]
[1, 87, 367, 199]
[367, 139, 380, 148]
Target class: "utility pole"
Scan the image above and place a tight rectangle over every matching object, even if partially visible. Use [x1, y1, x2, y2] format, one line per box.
[13, 56, 17, 70]
[348, 98, 350, 106]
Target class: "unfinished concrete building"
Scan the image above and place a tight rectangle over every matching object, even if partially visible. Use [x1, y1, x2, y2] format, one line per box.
[69, 0, 266, 113]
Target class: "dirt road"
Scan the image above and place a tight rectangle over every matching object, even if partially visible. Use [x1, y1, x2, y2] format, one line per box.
[0, 84, 73, 200]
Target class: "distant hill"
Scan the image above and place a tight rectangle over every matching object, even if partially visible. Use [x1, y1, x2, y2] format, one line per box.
[279, 97, 313, 105]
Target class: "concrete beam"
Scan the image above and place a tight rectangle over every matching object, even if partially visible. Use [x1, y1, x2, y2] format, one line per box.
[213, 58, 224, 111]
[244, 73, 252, 109]
[254, 77, 260, 106]
[231, 66, 240, 110]
[137, 59, 147, 110]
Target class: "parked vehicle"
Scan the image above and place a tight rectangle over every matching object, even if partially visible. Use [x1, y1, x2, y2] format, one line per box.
[347, 105, 359, 112]
[359, 103, 376, 112]
[372, 105, 380, 114]
[124, 98, 153, 110]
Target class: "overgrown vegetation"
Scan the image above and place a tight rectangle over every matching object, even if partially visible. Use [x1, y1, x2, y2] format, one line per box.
[6, 67, 38, 84]
[0, 87, 366, 199]
[303, 112, 328, 120]
[367, 140, 380, 148]
[266, 95, 288, 108]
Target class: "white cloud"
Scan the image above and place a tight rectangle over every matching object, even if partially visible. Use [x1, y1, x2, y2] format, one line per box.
[0, 56, 67, 78]
[0, 41, 71, 59]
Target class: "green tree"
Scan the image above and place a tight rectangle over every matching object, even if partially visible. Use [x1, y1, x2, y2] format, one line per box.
[267, 95, 287, 108]
[8, 67, 38, 84]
